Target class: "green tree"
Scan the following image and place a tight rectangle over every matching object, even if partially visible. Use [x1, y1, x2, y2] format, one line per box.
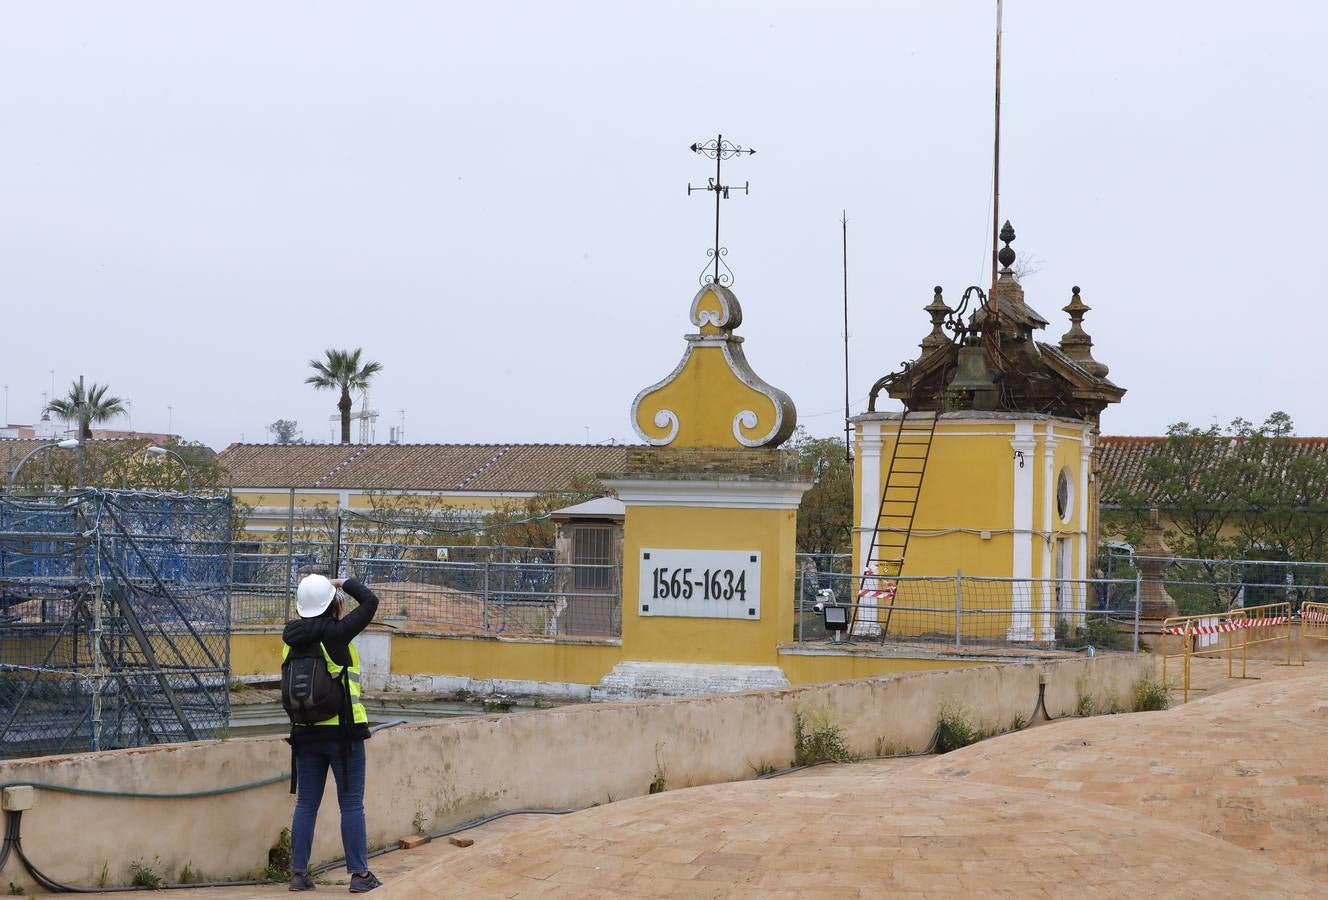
[481, 475, 609, 548]
[17, 439, 230, 494]
[1104, 412, 1328, 610]
[305, 349, 383, 444]
[789, 428, 853, 556]
[45, 381, 126, 440]
[266, 419, 304, 445]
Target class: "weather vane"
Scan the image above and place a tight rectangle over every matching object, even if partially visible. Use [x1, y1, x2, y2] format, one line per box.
[688, 133, 756, 287]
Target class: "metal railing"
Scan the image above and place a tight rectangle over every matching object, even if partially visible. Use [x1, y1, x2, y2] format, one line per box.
[1098, 550, 1328, 614]
[1159, 602, 1302, 703]
[793, 571, 1142, 651]
[232, 553, 620, 639]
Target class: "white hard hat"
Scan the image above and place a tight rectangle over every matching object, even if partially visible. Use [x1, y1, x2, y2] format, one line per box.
[296, 574, 337, 618]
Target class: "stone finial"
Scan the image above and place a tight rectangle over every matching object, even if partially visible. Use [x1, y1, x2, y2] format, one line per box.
[1136, 507, 1178, 620]
[989, 220, 1028, 318]
[1059, 286, 1110, 378]
[997, 221, 1017, 270]
[920, 285, 951, 350]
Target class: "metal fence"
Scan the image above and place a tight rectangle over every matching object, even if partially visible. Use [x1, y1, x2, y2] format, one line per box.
[232, 543, 619, 638]
[0, 490, 231, 758]
[1099, 550, 1328, 614]
[793, 570, 1142, 650]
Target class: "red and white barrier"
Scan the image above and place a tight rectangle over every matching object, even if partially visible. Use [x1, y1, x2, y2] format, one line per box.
[858, 567, 897, 602]
[1163, 615, 1289, 636]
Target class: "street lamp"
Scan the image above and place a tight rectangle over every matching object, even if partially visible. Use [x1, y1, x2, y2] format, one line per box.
[144, 445, 193, 493]
[6, 438, 82, 493]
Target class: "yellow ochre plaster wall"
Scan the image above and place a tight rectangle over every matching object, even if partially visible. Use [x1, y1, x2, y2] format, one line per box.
[391, 634, 622, 685]
[777, 650, 990, 684]
[619, 504, 798, 666]
[853, 414, 1093, 641]
[230, 630, 991, 688]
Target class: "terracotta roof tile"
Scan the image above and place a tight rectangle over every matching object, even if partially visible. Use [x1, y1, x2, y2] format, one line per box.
[217, 443, 633, 493]
[1097, 435, 1328, 505]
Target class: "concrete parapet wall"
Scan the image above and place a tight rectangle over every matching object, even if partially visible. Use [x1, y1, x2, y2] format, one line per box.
[0, 654, 1154, 892]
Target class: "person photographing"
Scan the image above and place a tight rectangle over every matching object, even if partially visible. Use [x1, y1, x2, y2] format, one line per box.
[281, 574, 382, 893]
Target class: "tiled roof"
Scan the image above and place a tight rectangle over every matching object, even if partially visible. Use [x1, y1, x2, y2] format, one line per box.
[217, 443, 634, 492]
[1097, 435, 1328, 506]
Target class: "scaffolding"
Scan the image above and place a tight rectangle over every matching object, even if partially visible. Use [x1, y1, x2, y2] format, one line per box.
[0, 490, 231, 757]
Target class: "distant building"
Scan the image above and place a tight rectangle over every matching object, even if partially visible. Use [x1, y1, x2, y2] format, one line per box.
[218, 443, 631, 536]
[0, 424, 179, 443]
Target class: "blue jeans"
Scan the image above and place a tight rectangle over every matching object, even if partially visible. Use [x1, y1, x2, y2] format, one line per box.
[291, 738, 368, 874]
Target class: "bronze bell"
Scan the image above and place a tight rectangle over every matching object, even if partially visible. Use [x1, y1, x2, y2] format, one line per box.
[948, 344, 998, 394]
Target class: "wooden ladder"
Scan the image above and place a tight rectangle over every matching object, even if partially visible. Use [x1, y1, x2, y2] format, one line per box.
[858, 411, 940, 635]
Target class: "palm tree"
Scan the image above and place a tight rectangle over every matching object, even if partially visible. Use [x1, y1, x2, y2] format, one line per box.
[46, 381, 126, 440]
[305, 349, 384, 444]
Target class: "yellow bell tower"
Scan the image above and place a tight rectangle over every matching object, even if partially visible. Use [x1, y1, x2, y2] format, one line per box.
[852, 223, 1124, 642]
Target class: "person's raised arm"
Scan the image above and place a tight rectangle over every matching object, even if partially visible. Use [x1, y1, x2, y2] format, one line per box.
[325, 578, 379, 642]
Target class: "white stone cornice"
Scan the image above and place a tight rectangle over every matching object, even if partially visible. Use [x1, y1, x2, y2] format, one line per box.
[603, 478, 812, 510]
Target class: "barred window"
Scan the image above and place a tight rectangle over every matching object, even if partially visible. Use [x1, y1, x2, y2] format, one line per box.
[572, 525, 612, 591]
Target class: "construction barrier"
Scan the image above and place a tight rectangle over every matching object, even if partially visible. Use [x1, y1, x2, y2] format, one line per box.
[1302, 602, 1328, 650]
[1160, 602, 1302, 704]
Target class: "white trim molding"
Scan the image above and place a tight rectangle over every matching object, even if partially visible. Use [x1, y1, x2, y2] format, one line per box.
[603, 478, 812, 510]
[1038, 425, 1059, 641]
[1008, 422, 1037, 641]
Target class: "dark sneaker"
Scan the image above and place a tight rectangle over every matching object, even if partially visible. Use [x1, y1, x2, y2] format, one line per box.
[289, 871, 317, 891]
[349, 871, 382, 893]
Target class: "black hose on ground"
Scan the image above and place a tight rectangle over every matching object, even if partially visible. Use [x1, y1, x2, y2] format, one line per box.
[4, 810, 269, 893]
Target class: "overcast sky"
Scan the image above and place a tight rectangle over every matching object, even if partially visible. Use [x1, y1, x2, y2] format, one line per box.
[2, 2, 1324, 449]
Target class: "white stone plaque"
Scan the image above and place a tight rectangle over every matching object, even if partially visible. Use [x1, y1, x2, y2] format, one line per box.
[638, 548, 761, 620]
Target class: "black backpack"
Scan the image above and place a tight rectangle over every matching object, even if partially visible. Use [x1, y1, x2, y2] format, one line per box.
[281, 643, 346, 725]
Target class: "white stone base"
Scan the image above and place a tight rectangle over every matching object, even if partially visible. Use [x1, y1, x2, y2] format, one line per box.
[590, 661, 790, 702]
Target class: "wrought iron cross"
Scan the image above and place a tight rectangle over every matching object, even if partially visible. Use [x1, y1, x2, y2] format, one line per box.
[688, 134, 755, 287]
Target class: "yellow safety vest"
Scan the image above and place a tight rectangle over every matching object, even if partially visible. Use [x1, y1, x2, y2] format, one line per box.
[281, 641, 369, 727]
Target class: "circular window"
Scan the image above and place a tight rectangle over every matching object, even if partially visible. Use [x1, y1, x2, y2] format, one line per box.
[1056, 467, 1074, 523]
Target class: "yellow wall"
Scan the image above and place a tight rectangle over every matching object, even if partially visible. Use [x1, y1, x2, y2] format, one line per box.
[391, 634, 622, 685]
[620, 504, 797, 666]
[777, 650, 989, 685]
[232, 630, 285, 676]
[853, 415, 1093, 641]
[229, 630, 997, 687]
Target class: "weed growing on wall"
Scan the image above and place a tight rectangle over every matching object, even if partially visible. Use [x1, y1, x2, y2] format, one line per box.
[128, 858, 164, 889]
[1133, 677, 1171, 711]
[264, 828, 293, 881]
[935, 704, 995, 753]
[793, 707, 857, 766]
[178, 862, 202, 884]
[648, 770, 667, 794]
[1075, 676, 1097, 718]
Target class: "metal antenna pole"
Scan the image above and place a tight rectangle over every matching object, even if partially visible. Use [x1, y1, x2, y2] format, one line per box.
[991, 0, 1004, 299]
[688, 134, 756, 287]
[77, 375, 85, 489]
[713, 134, 723, 284]
[842, 211, 851, 463]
